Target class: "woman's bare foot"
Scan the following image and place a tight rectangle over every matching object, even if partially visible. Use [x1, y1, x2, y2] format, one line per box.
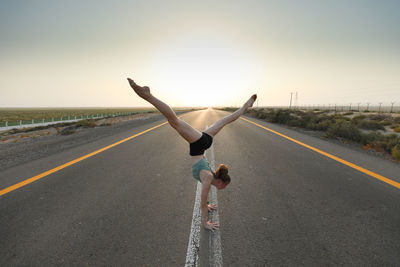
[127, 78, 151, 99]
[246, 94, 257, 108]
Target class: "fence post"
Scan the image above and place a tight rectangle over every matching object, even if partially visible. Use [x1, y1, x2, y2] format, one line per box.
[32, 119, 34, 124]
[6, 121, 8, 127]
[20, 120, 22, 126]
[68, 115, 70, 120]
[42, 118, 44, 123]
[52, 118, 54, 122]
[74, 116, 77, 120]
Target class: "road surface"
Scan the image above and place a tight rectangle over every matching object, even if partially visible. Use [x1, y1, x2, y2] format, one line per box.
[1, 108, 400, 266]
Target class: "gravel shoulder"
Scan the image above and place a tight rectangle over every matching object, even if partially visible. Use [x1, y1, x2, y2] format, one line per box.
[0, 112, 185, 172]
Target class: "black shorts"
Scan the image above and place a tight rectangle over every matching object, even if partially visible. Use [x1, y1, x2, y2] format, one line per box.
[189, 132, 213, 156]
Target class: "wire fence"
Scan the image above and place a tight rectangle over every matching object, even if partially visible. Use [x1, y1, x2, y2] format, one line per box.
[0, 112, 139, 129]
[269, 104, 400, 113]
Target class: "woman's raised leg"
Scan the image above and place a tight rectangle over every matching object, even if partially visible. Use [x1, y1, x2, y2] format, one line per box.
[128, 78, 202, 143]
[204, 94, 257, 137]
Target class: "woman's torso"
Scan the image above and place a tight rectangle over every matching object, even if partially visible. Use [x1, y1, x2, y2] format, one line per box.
[191, 157, 213, 183]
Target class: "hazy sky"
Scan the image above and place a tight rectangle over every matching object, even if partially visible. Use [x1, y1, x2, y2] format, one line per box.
[1, 0, 399, 107]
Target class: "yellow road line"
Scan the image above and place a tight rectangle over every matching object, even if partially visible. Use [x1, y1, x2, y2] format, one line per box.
[0, 121, 169, 197]
[241, 117, 400, 190]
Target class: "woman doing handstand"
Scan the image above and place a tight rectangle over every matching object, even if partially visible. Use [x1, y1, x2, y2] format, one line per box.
[127, 77, 257, 231]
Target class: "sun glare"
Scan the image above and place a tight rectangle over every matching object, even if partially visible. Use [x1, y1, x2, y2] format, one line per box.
[147, 35, 258, 107]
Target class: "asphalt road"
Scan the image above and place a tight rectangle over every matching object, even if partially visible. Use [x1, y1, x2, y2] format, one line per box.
[1, 108, 400, 266]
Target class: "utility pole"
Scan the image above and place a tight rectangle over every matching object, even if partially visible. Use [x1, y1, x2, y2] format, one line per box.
[289, 92, 294, 109]
[357, 103, 361, 112]
[391, 102, 395, 113]
[378, 102, 382, 113]
[349, 103, 352, 111]
[366, 102, 370, 111]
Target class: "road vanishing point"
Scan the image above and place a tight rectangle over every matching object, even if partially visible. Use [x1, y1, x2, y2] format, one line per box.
[1, 108, 400, 266]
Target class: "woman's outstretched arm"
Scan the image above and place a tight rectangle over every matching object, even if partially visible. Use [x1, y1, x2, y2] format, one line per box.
[200, 177, 219, 231]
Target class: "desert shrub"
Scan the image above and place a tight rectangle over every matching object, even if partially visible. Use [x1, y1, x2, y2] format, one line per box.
[302, 112, 318, 123]
[263, 111, 275, 122]
[353, 115, 366, 120]
[256, 111, 268, 119]
[306, 122, 316, 129]
[394, 126, 400, 133]
[371, 140, 388, 152]
[343, 112, 354, 116]
[327, 121, 362, 142]
[316, 120, 332, 131]
[357, 120, 385, 130]
[245, 109, 258, 116]
[269, 110, 292, 124]
[383, 134, 400, 152]
[61, 129, 76, 135]
[77, 119, 96, 128]
[392, 146, 400, 161]
[360, 131, 383, 145]
[380, 121, 392, 126]
[332, 114, 350, 123]
[224, 107, 238, 112]
[368, 114, 389, 121]
[305, 118, 332, 131]
[293, 110, 306, 117]
[361, 132, 400, 153]
[394, 117, 400, 123]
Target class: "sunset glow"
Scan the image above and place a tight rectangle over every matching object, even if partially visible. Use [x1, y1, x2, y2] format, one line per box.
[146, 34, 261, 107]
[0, 1, 399, 107]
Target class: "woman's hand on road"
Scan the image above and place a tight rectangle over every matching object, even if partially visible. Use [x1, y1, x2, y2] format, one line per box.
[207, 204, 218, 211]
[204, 221, 219, 232]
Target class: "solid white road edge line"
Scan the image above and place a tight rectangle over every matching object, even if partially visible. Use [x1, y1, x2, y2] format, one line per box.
[208, 138, 223, 266]
[185, 181, 202, 267]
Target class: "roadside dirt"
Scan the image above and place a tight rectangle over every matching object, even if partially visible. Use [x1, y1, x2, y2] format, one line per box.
[0, 112, 167, 171]
[0, 113, 158, 145]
